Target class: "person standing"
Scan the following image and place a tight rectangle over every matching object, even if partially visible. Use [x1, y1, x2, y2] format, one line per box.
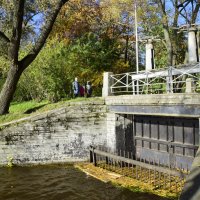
[72, 77, 80, 98]
[86, 81, 92, 97]
[80, 85, 85, 97]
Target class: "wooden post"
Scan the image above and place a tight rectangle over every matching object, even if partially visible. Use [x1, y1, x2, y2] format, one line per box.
[90, 146, 93, 163]
[92, 147, 97, 166]
[90, 146, 97, 166]
[106, 156, 109, 165]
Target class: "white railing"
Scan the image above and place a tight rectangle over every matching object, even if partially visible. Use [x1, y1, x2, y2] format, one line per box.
[110, 72, 135, 94]
[110, 63, 200, 95]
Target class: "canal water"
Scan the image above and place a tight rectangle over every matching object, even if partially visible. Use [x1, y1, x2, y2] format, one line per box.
[0, 165, 170, 200]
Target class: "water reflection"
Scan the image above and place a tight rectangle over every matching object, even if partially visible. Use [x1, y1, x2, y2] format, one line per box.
[0, 165, 170, 200]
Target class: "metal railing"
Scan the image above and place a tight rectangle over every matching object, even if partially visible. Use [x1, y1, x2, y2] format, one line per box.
[90, 146, 188, 194]
[110, 63, 200, 95]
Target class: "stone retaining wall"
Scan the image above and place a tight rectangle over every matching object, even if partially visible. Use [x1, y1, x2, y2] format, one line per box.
[0, 101, 107, 166]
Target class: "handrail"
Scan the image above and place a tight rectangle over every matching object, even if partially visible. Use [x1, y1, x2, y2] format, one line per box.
[110, 63, 200, 95]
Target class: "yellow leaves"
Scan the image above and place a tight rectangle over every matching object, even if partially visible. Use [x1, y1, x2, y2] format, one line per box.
[35, 0, 60, 12]
[0, 56, 10, 74]
[1, 0, 14, 10]
[112, 59, 130, 73]
[52, 0, 101, 40]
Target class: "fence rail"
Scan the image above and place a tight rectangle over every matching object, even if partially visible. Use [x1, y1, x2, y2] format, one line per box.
[89, 146, 188, 194]
[110, 63, 200, 95]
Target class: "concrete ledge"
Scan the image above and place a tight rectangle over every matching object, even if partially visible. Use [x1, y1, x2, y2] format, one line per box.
[105, 93, 200, 106]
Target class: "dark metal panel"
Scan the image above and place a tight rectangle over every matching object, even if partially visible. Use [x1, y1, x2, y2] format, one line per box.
[116, 113, 199, 170]
[136, 146, 169, 164]
[115, 114, 125, 152]
[194, 121, 199, 156]
[134, 116, 142, 147]
[195, 121, 199, 146]
[174, 119, 184, 155]
[124, 115, 134, 153]
[184, 119, 195, 157]
[158, 116, 168, 152]
[133, 115, 199, 170]
[150, 116, 159, 150]
[143, 116, 150, 149]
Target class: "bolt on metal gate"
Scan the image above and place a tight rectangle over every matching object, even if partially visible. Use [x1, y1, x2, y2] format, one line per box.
[89, 146, 189, 194]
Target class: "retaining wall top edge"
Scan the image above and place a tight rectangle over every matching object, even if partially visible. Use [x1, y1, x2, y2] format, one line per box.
[0, 99, 106, 128]
[105, 93, 200, 106]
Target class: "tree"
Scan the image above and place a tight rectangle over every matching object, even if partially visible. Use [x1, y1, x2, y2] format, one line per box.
[15, 39, 68, 102]
[0, 0, 69, 114]
[155, 0, 200, 65]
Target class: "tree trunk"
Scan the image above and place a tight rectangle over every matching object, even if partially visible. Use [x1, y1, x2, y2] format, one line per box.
[163, 27, 173, 66]
[124, 35, 129, 63]
[0, 64, 23, 114]
[0, 0, 69, 115]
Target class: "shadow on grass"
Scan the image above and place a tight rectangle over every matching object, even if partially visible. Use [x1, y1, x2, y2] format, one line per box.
[24, 104, 47, 114]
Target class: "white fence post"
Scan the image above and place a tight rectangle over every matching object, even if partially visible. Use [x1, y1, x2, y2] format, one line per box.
[186, 78, 196, 93]
[102, 72, 113, 97]
[166, 67, 173, 93]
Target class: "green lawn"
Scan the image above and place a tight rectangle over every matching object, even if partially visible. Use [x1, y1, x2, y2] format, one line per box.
[0, 97, 102, 125]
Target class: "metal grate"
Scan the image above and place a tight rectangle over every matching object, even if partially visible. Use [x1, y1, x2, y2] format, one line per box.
[90, 146, 188, 194]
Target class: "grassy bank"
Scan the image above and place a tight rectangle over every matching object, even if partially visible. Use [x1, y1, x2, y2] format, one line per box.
[0, 97, 102, 125]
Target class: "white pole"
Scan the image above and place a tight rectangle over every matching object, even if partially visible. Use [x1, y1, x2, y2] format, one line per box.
[135, 0, 139, 74]
[134, 0, 139, 94]
[188, 27, 199, 63]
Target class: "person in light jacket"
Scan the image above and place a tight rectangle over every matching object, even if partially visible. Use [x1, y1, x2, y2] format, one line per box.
[72, 77, 80, 98]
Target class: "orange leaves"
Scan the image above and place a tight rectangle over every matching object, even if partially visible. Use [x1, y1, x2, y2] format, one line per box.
[51, 0, 102, 40]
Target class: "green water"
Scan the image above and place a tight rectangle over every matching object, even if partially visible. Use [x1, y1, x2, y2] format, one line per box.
[0, 165, 170, 200]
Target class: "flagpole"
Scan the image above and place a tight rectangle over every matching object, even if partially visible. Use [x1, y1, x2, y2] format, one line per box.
[135, 0, 139, 74]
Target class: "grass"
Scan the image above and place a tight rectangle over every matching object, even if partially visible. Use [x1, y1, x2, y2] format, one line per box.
[0, 97, 103, 125]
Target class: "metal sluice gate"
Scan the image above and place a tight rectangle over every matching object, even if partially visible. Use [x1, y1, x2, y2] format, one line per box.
[89, 146, 189, 194]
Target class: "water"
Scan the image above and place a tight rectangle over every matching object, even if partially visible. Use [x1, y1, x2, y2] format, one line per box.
[0, 165, 170, 200]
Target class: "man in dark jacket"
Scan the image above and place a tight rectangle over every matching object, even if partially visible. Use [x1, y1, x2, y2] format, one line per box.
[86, 81, 92, 97]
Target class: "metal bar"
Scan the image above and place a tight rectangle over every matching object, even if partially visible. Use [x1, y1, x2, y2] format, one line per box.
[120, 150, 123, 174]
[153, 159, 156, 186]
[136, 156, 138, 179]
[134, 136, 199, 149]
[132, 63, 200, 80]
[158, 159, 161, 188]
[140, 157, 142, 179]
[148, 157, 151, 183]
[89, 147, 187, 178]
[164, 173, 166, 189]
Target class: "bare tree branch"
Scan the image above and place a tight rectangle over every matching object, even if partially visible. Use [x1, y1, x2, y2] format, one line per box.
[20, 0, 69, 70]
[191, 1, 200, 23]
[23, 12, 41, 27]
[173, 0, 179, 27]
[8, 0, 25, 63]
[0, 31, 10, 43]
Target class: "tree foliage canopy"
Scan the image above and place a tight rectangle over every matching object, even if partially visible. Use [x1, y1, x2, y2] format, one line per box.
[0, 0, 200, 113]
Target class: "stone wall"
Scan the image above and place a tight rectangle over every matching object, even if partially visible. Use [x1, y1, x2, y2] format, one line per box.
[0, 100, 107, 166]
